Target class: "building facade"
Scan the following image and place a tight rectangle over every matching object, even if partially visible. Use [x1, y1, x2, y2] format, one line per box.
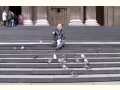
[0, 6, 120, 27]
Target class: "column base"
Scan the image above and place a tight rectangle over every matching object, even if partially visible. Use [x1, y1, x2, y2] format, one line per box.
[85, 19, 99, 26]
[23, 20, 33, 26]
[35, 19, 49, 26]
[68, 19, 84, 26]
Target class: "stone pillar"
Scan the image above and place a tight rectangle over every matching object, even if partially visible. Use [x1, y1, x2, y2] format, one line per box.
[104, 7, 114, 26]
[34, 6, 49, 26]
[105, 7, 120, 27]
[113, 7, 118, 26]
[107, 7, 120, 27]
[114, 7, 120, 26]
[85, 6, 99, 26]
[68, 7, 84, 26]
[22, 6, 33, 26]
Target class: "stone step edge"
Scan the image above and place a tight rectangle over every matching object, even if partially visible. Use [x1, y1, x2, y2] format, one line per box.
[0, 74, 120, 78]
[1, 67, 120, 71]
[0, 41, 120, 45]
[1, 62, 120, 64]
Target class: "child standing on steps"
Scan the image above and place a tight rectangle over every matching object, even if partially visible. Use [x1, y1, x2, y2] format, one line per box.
[52, 24, 65, 50]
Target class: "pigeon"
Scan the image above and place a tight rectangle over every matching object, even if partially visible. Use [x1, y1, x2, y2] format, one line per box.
[58, 58, 65, 65]
[63, 59, 67, 63]
[84, 58, 90, 69]
[81, 54, 85, 59]
[75, 58, 80, 63]
[62, 64, 68, 70]
[58, 58, 62, 63]
[84, 58, 89, 65]
[71, 71, 79, 78]
[20, 45, 24, 50]
[62, 54, 67, 63]
[39, 40, 42, 43]
[53, 52, 57, 59]
[59, 57, 66, 64]
[33, 56, 39, 59]
[52, 31, 55, 35]
[48, 58, 52, 64]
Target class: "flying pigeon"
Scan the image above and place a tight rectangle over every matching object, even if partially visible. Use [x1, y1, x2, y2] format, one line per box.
[53, 52, 57, 59]
[81, 54, 85, 59]
[84, 58, 89, 65]
[20, 45, 24, 50]
[84, 58, 90, 69]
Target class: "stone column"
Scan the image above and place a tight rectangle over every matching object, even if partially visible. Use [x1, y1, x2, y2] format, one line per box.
[105, 7, 120, 27]
[85, 6, 99, 26]
[114, 7, 120, 26]
[104, 7, 113, 27]
[68, 7, 84, 26]
[108, 7, 120, 27]
[22, 6, 33, 26]
[34, 6, 49, 26]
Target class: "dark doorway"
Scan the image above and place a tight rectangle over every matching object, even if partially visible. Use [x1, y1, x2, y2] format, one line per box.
[9, 6, 21, 25]
[47, 7, 67, 27]
[9, 6, 21, 16]
[96, 6, 104, 26]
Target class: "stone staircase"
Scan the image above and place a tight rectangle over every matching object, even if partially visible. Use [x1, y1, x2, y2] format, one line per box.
[0, 43, 120, 83]
[0, 26, 120, 83]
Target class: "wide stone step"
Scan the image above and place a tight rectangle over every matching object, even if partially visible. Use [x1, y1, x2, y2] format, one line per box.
[1, 53, 120, 58]
[0, 62, 120, 68]
[1, 48, 120, 53]
[1, 50, 120, 54]
[0, 43, 120, 51]
[1, 74, 120, 83]
[0, 58, 120, 63]
[0, 67, 120, 75]
[0, 26, 120, 42]
[0, 54, 52, 58]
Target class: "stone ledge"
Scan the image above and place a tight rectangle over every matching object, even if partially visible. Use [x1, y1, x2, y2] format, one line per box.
[23, 20, 33, 26]
[35, 19, 49, 26]
[85, 19, 99, 26]
[68, 19, 84, 26]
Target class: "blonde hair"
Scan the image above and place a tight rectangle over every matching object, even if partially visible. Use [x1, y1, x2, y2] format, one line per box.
[57, 24, 62, 30]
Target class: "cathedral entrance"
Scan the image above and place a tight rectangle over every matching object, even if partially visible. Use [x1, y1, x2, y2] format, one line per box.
[47, 7, 68, 26]
[96, 6, 104, 26]
[9, 6, 22, 25]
